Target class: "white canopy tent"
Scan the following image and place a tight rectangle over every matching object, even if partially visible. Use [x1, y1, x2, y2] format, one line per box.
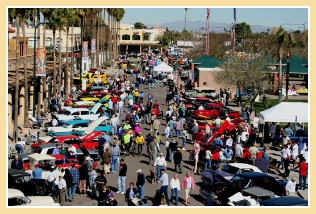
[259, 102, 308, 123]
[153, 62, 173, 72]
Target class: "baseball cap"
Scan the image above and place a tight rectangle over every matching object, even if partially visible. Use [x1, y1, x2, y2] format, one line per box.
[136, 169, 142, 173]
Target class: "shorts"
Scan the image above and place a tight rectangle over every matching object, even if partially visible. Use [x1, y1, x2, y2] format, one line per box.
[185, 188, 191, 199]
[194, 154, 199, 161]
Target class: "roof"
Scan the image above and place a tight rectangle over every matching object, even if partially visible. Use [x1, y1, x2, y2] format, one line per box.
[28, 153, 56, 161]
[8, 188, 25, 198]
[229, 163, 261, 172]
[260, 196, 308, 206]
[282, 56, 308, 74]
[191, 55, 222, 68]
[259, 102, 308, 123]
[233, 172, 273, 179]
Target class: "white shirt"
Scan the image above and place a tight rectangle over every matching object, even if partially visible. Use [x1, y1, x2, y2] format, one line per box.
[198, 106, 204, 110]
[165, 140, 170, 149]
[285, 180, 296, 193]
[52, 119, 58, 127]
[159, 173, 169, 186]
[164, 126, 170, 135]
[215, 118, 221, 125]
[281, 148, 291, 159]
[170, 178, 181, 190]
[241, 131, 248, 141]
[16, 140, 26, 146]
[68, 145, 77, 155]
[128, 99, 133, 106]
[235, 144, 243, 157]
[226, 138, 233, 147]
[205, 150, 212, 159]
[187, 177, 192, 189]
[48, 170, 57, 182]
[292, 144, 298, 157]
[118, 100, 124, 107]
[154, 156, 167, 167]
[58, 178, 67, 190]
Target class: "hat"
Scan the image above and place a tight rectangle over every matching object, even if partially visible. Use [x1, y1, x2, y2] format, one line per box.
[136, 169, 142, 173]
[85, 156, 90, 161]
[177, 148, 182, 151]
[107, 192, 114, 197]
[51, 166, 55, 169]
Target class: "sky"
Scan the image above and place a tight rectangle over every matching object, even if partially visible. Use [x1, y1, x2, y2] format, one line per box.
[121, 8, 308, 29]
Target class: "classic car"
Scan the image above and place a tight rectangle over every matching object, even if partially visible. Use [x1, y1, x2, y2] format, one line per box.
[8, 189, 60, 206]
[54, 103, 101, 121]
[47, 119, 91, 136]
[259, 196, 308, 206]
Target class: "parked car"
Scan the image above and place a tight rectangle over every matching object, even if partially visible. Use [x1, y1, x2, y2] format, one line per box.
[47, 119, 91, 136]
[54, 103, 101, 121]
[259, 196, 308, 206]
[8, 188, 60, 206]
[199, 172, 287, 205]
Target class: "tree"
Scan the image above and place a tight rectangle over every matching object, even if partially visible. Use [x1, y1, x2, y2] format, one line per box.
[214, 55, 272, 108]
[235, 22, 252, 45]
[134, 22, 146, 29]
[143, 32, 151, 41]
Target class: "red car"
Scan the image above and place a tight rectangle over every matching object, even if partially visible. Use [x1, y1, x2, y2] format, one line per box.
[51, 154, 81, 169]
[31, 131, 102, 152]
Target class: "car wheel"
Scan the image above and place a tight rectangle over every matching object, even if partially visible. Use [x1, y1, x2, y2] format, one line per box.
[93, 147, 99, 153]
[197, 166, 204, 175]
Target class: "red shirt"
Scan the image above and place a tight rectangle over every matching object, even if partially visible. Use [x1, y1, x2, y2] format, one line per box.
[299, 162, 308, 176]
[111, 96, 118, 104]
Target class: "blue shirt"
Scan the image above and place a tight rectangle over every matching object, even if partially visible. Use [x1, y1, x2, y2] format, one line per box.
[32, 167, 42, 179]
[103, 135, 111, 143]
[52, 148, 60, 155]
[284, 127, 293, 136]
[108, 100, 113, 110]
[69, 168, 80, 183]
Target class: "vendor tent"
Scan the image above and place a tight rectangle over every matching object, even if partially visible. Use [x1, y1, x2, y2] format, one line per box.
[259, 102, 308, 123]
[153, 62, 173, 72]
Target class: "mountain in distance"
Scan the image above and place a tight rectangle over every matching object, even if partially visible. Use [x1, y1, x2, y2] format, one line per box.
[146, 20, 275, 33]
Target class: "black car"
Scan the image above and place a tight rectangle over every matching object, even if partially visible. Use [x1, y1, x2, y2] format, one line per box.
[199, 171, 287, 205]
[260, 196, 308, 206]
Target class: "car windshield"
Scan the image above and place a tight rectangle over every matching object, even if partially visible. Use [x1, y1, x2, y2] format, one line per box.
[222, 165, 240, 174]
[48, 138, 57, 143]
[55, 158, 70, 165]
[63, 111, 71, 116]
[33, 147, 42, 154]
[231, 175, 251, 188]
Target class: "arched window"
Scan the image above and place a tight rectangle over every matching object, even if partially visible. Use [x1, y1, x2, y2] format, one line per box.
[122, 34, 130, 40]
[132, 35, 140, 40]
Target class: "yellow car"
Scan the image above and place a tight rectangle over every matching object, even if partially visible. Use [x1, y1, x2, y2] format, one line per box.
[296, 88, 308, 95]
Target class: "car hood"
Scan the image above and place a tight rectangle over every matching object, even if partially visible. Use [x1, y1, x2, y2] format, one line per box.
[90, 103, 102, 114]
[28, 196, 60, 206]
[201, 170, 230, 185]
[84, 116, 108, 135]
[82, 131, 103, 142]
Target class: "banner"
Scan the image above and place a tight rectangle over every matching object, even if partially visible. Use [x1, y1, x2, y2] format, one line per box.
[91, 39, 96, 53]
[36, 48, 46, 76]
[82, 41, 88, 59]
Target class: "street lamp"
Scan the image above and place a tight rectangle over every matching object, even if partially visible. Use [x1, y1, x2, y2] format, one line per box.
[33, 21, 75, 117]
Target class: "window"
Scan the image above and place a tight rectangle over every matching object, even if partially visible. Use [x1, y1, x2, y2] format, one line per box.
[122, 34, 130, 40]
[203, 82, 207, 85]
[132, 35, 140, 40]
[47, 148, 55, 154]
[80, 111, 89, 115]
[72, 111, 80, 115]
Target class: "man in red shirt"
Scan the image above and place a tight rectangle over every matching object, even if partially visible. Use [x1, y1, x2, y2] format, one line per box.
[111, 95, 118, 109]
[295, 158, 308, 190]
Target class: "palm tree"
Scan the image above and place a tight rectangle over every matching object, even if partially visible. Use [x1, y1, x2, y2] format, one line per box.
[13, 11, 20, 143]
[36, 8, 42, 118]
[107, 9, 114, 61]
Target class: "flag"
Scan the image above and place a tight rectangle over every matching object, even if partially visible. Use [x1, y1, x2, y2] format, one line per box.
[234, 8, 236, 21]
[207, 8, 210, 19]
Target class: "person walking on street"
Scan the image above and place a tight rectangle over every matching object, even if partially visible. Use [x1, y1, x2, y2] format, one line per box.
[285, 177, 297, 196]
[94, 170, 107, 200]
[249, 143, 259, 164]
[193, 143, 200, 174]
[181, 129, 188, 150]
[174, 148, 183, 174]
[281, 144, 291, 178]
[136, 169, 145, 200]
[153, 118, 161, 137]
[78, 163, 88, 195]
[205, 147, 212, 171]
[117, 159, 128, 194]
[111, 142, 120, 173]
[158, 169, 170, 206]
[181, 172, 196, 206]
[125, 182, 139, 206]
[57, 174, 67, 206]
[170, 174, 181, 206]
[135, 132, 145, 156]
[164, 124, 171, 141]
[103, 148, 111, 174]
[294, 158, 308, 190]
[169, 139, 178, 163]
[154, 153, 167, 179]
[63, 168, 73, 202]
[69, 164, 79, 201]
